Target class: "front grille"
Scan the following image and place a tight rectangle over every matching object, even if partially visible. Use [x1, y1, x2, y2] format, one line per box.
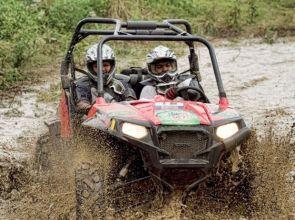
[158, 131, 209, 159]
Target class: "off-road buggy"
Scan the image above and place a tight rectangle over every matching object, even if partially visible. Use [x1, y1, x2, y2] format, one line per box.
[58, 18, 251, 218]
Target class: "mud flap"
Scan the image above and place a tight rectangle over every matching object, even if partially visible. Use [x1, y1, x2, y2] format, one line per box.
[59, 89, 72, 139]
[36, 119, 60, 170]
[44, 117, 61, 143]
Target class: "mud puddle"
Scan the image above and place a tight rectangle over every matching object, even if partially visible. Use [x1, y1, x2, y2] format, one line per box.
[194, 38, 295, 134]
[0, 75, 59, 158]
[0, 38, 294, 219]
[0, 74, 59, 218]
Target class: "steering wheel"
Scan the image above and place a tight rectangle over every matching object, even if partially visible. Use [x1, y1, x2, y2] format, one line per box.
[175, 86, 208, 102]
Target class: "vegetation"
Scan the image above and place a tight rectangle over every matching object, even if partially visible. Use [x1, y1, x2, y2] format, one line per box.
[0, 0, 294, 90]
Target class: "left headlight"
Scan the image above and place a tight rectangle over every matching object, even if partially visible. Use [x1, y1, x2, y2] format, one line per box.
[122, 122, 148, 139]
[216, 123, 239, 139]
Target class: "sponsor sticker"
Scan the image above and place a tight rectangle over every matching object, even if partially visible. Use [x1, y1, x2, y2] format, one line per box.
[156, 110, 200, 125]
[155, 102, 184, 110]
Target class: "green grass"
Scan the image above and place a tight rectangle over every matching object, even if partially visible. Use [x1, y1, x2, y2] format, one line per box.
[0, 0, 294, 90]
[37, 83, 61, 103]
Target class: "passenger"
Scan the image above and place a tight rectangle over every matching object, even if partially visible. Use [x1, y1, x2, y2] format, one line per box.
[139, 45, 203, 100]
[75, 44, 136, 112]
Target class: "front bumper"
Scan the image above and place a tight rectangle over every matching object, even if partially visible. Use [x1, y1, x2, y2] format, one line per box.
[108, 120, 251, 188]
[124, 126, 251, 170]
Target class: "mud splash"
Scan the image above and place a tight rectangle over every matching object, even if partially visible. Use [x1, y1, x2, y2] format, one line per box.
[1, 132, 115, 219]
[2, 127, 294, 219]
[0, 39, 294, 219]
[114, 127, 294, 220]
[249, 128, 295, 218]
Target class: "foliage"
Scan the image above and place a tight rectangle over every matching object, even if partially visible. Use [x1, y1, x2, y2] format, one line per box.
[246, 0, 259, 24]
[41, 0, 93, 33]
[0, 0, 38, 88]
[0, 0, 294, 90]
[37, 83, 61, 103]
[224, 0, 242, 35]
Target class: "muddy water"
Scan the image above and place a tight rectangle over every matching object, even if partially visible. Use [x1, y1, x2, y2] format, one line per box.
[0, 39, 294, 219]
[0, 76, 59, 159]
[0, 75, 60, 218]
[195, 39, 295, 132]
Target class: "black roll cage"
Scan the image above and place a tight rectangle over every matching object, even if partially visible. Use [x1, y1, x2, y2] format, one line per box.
[61, 18, 226, 100]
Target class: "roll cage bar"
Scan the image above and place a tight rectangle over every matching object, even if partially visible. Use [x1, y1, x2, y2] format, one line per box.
[61, 18, 227, 102]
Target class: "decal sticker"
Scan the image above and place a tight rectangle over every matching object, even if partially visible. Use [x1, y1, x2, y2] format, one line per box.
[156, 110, 200, 125]
[155, 102, 184, 110]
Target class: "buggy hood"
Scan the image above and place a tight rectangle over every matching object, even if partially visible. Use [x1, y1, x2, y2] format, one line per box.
[83, 96, 240, 129]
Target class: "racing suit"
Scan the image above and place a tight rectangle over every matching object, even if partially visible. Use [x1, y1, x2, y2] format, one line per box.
[75, 75, 136, 107]
[139, 73, 202, 100]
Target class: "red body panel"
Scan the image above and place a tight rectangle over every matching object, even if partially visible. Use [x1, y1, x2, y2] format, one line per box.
[85, 96, 239, 127]
[59, 90, 72, 139]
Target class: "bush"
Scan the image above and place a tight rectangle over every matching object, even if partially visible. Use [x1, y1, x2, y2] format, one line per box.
[0, 0, 294, 90]
[224, 0, 242, 35]
[0, 0, 38, 88]
[44, 0, 94, 33]
[0, 0, 110, 89]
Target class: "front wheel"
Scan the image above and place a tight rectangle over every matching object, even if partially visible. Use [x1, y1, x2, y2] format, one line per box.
[75, 162, 108, 219]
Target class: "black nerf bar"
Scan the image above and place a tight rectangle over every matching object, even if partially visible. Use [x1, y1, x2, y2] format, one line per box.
[163, 19, 192, 34]
[80, 29, 178, 35]
[124, 21, 168, 30]
[75, 18, 121, 34]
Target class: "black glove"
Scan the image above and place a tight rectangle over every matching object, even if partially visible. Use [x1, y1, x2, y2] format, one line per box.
[165, 87, 177, 99]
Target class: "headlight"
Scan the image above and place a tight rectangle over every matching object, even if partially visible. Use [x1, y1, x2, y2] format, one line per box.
[216, 123, 239, 139]
[122, 122, 148, 139]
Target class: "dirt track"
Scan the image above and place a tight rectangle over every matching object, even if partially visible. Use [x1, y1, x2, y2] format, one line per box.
[0, 38, 294, 219]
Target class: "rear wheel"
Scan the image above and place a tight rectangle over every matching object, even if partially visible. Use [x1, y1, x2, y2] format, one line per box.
[35, 118, 64, 171]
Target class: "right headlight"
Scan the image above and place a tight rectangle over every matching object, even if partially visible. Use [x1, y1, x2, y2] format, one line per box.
[216, 123, 239, 139]
[122, 122, 148, 139]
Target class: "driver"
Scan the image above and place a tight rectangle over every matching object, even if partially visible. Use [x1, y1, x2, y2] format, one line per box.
[76, 44, 136, 112]
[139, 45, 202, 100]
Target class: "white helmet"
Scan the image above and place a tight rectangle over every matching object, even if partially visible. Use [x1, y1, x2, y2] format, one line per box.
[85, 43, 115, 83]
[146, 45, 177, 82]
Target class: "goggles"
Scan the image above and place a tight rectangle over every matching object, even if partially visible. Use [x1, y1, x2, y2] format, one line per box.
[109, 79, 125, 95]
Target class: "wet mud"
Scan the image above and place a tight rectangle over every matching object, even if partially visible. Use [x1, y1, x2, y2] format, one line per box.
[0, 39, 294, 219]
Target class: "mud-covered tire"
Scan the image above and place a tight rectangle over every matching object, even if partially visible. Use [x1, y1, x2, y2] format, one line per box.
[34, 129, 70, 171]
[75, 162, 107, 219]
[34, 117, 65, 171]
